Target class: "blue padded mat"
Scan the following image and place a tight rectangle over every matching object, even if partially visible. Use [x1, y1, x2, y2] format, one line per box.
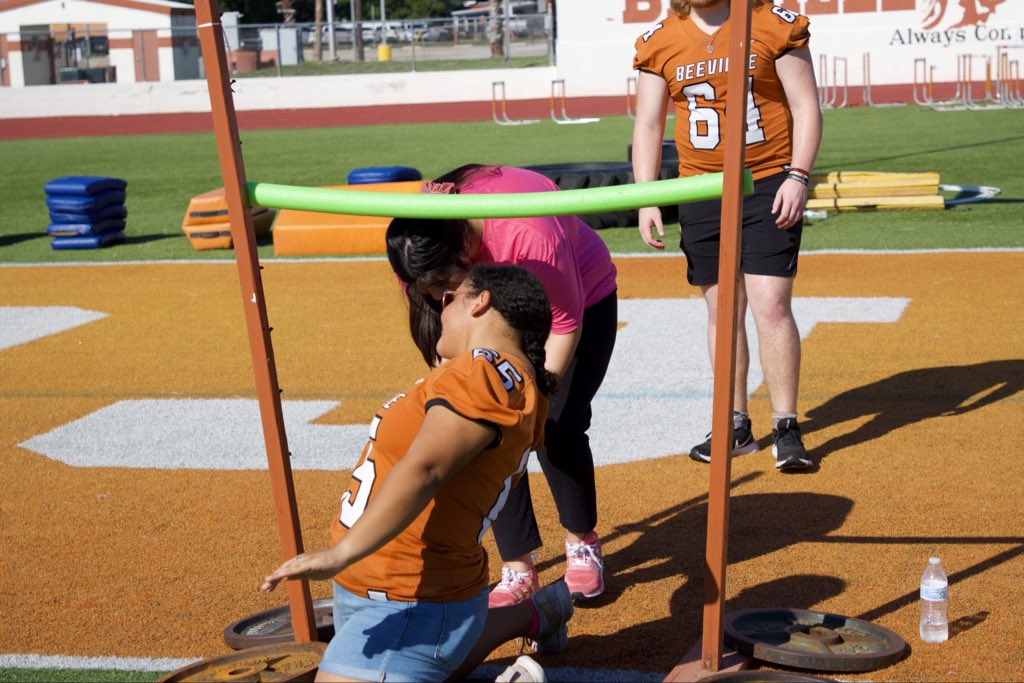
[347, 166, 422, 185]
[47, 218, 126, 237]
[46, 189, 125, 213]
[49, 204, 128, 224]
[44, 176, 127, 196]
[51, 231, 126, 250]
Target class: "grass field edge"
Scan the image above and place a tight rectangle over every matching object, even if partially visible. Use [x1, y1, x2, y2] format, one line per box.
[0, 246, 1022, 269]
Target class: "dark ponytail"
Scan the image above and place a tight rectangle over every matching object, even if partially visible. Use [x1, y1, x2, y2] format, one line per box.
[385, 165, 506, 367]
[386, 217, 465, 367]
[466, 264, 559, 397]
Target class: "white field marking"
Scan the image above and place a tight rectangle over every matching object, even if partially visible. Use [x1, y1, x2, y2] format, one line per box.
[0, 654, 663, 681]
[0, 306, 107, 351]
[0, 247, 1020, 268]
[18, 297, 908, 472]
[0, 653, 200, 671]
[587, 297, 909, 466]
[19, 398, 366, 471]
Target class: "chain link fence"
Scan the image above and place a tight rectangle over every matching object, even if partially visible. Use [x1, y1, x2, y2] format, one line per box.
[2, 12, 554, 86]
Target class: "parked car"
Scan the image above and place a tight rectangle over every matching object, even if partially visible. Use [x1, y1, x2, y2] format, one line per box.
[301, 24, 354, 45]
[398, 20, 453, 42]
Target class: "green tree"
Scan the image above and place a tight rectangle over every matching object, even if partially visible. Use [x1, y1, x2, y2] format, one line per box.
[181, 0, 467, 23]
[487, 0, 502, 57]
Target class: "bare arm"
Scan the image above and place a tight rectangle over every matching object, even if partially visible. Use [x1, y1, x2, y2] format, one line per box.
[545, 327, 582, 380]
[260, 406, 495, 591]
[773, 46, 823, 229]
[631, 70, 671, 250]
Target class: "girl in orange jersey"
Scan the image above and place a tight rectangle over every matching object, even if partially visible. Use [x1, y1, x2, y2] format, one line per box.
[261, 265, 573, 682]
[387, 165, 618, 607]
[632, 0, 823, 471]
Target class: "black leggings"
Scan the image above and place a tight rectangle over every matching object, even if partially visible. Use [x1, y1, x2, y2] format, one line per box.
[491, 290, 618, 561]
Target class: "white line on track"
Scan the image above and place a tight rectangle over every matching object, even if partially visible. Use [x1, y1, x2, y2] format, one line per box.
[0, 247, 1021, 268]
[0, 654, 664, 681]
[0, 654, 201, 672]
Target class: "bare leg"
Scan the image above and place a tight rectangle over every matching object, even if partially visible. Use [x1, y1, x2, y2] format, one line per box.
[503, 554, 534, 573]
[743, 274, 800, 416]
[701, 280, 751, 412]
[446, 602, 535, 681]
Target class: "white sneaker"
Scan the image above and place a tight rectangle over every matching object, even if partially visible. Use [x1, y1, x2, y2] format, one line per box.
[495, 655, 547, 682]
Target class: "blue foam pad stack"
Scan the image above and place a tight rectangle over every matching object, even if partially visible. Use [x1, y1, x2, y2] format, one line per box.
[346, 166, 422, 185]
[44, 176, 128, 250]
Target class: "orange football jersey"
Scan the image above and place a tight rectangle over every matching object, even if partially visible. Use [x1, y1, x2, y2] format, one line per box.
[330, 348, 546, 602]
[633, 4, 810, 180]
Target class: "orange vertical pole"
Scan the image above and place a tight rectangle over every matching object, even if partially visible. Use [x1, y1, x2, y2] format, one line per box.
[193, 0, 317, 643]
[701, 0, 753, 671]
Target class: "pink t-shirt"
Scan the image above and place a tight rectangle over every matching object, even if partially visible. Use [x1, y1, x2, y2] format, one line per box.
[460, 167, 617, 334]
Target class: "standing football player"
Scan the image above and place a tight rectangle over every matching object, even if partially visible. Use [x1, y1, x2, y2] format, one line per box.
[631, 0, 823, 470]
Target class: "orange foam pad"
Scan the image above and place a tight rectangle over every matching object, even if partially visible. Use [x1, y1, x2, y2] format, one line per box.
[183, 209, 274, 251]
[183, 187, 271, 227]
[184, 187, 231, 226]
[272, 180, 425, 256]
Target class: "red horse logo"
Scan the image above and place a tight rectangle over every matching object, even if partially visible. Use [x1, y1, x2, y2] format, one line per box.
[922, 0, 1006, 30]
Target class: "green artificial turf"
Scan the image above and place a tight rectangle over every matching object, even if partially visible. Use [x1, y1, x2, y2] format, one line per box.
[1, 106, 1021, 264]
[0, 107, 1020, 682]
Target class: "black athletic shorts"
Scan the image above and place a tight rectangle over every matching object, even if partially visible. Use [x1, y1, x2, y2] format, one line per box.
[678, 171, 802, 286]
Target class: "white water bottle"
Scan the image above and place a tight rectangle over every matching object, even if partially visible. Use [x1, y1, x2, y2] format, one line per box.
[919, 557, 949, 643]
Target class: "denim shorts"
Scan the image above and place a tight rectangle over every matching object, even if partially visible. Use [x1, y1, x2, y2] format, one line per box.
[318, 582, 489, 682]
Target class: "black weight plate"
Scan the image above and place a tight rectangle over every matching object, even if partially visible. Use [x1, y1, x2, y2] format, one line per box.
[702, 670, 835, 682]
[223, 598, 335, 650]
[723, 608, 907, 673]
[157, 641, 326, 683]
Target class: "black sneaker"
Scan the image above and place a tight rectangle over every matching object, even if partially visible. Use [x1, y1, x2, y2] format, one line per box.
[772, 417, 812, 471]
[688, 416, 758, 463]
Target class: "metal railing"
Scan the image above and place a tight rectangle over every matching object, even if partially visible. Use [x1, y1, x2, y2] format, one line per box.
[914, 50, 1023, 111]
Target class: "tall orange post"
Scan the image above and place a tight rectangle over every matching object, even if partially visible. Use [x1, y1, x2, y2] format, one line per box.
[701, 0, 754, 671]
[193, 0, 317, 643]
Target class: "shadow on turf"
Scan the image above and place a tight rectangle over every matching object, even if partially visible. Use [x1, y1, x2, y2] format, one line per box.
[0, 232, 47, 247]
[970, 197, 1024, 204]
[800, 359, 1024, 465]
[854, 544, 1023, 627]
[117, 232, 274, 247]
[532, 486, 854, 673]
[840, 134, 1024, 168]
[122, 234, 177, 245]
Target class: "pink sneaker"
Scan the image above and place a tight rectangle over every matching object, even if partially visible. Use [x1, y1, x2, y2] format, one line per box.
[488, 562, 539, 608]
[564, 531, 604, 601]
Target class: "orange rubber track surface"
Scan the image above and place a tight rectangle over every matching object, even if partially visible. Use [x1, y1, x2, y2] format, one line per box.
[1, 252, 1022, 681]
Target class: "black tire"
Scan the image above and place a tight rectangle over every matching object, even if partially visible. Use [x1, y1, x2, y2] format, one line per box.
[523, 162, 635, 228]
[523, 162, 632, 190]
[626, 140, 679, 181]
[524, 161, 679, 229]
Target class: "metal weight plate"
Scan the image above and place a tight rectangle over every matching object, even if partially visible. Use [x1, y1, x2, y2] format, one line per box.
[156, 641, 327, 683]
[223, 598, 335, 650]
[702, 671, 836, 682]
[723, 608, 907, 673]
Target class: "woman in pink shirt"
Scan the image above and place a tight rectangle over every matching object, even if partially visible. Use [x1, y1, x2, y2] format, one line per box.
[386, 165, 618, 608]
